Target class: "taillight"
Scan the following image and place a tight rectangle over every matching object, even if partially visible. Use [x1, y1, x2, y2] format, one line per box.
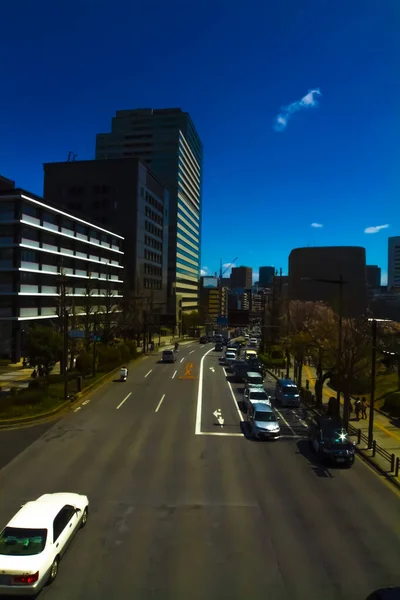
[12, 571, 39, 585]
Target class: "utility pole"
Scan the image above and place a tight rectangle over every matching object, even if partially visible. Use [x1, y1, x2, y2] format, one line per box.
[92, 311, 97, 378]
[337, 274, 344, 422]
[63, 308, 69, 400]
[58, 272, 69, 401]
[368, 318, 377, 449]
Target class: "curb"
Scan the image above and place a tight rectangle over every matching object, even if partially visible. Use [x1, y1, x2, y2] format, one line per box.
[0, 354, 146, 430]
[267, 369, 400, 493]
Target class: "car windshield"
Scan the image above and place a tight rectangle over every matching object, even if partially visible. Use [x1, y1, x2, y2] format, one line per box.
[255, 412, 276, 422]
[250, 392, 268, 400]
[283, 386, 298, 395]
[0, 527, 47, 556]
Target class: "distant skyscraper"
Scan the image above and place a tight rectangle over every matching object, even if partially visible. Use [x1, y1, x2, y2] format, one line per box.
[388, 237, 400, 290]
[366, 265, 381, 289]
[96, 108, 203, 314]
[259, 266, 275, 287]
[230, 266, 252, 289]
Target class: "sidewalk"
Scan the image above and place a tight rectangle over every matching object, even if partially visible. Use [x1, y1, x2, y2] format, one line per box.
[298, 362, 400, 484]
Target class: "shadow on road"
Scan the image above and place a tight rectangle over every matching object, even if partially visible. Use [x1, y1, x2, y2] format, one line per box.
[296, 439, 334, 478]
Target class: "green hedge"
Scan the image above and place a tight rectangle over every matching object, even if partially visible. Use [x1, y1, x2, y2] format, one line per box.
[383, 391, 400, 417]
[258, 353, 286, 368]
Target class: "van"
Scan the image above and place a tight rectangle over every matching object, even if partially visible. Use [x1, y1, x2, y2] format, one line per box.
[162, 349, 176, 363]
[275, 378, 300, 407]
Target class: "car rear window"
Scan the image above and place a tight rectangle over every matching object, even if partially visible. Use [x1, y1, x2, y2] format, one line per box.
[0, 527, 47, 556]
[282, 386, 298, 394]
[163, 351, 173, 356]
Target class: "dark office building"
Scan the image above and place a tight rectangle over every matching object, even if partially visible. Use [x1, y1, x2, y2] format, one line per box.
[95, 108, 203, 314]
[43, 157, 169, 309]
[0, 180, 124, 361]
[288, 246, 367, 318]
[230, 266, 252, 290]
[259, 266, 275, 287]
[366, 265, 381, 289]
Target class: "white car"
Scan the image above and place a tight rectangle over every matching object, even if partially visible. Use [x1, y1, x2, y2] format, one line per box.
[0, 492, 89, 596]
[249, 338, 258, 347]
[243, 389, 271, 410]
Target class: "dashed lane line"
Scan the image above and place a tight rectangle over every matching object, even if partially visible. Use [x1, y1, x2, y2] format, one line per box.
[116, 392, 132, 410]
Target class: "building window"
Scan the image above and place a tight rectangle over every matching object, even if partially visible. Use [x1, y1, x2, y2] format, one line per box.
[0, 202, 15, 221]
[21, 249, 38, 263]
[22, 203, 38, 218]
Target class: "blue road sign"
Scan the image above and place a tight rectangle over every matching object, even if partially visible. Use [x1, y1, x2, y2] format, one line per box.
[217, 316, 228, 325]
[69, 330, 85, 338]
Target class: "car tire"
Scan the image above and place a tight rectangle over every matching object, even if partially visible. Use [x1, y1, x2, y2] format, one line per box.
[48, 557, 59, 584]
[81, 507, 88, 528]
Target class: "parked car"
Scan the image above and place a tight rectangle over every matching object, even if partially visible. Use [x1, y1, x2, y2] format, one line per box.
[275, 378, 300, 407]
[0, 492, 89, 596]
[243, 388, 272, 411]
[308, 415, 355, 466]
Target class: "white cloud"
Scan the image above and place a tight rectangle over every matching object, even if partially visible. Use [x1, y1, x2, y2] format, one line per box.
[381, 271, 388, 286]
[364, 224, 389, 234]
[311, 222, 323, 228]
[200, 266, 208, 276]
[273, 88, 322, 132]
[223, 262, 236, 269]
[252, 272, 259, 282]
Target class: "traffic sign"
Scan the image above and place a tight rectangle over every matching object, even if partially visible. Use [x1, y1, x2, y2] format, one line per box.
[69, 330, 85, 338]
[217, 316, 228, 325]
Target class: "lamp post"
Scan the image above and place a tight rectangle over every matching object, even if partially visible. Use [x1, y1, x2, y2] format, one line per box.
[301, 275, 347, 420]
[367, 318, 392, 449]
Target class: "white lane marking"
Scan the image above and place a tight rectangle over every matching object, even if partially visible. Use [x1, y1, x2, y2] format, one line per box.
[172, 370, 177, 379]
[82, 399, 90, 406]
[142, 356, 149, 359]
[209, 367, 215, 372]
[225, 376, 246, 423]
[74, 407, 81, 412]
[155, 394, 166, 413]
[116, 392, 132, 410]
[144, 370, 152, 378]
[274, 407, 296, 434]
[195, 346, 215, 434]
[189, 350, 194, 354]
[197, 432, 244, 437]
[298, 418, 308, 428]
[180, 357, 185, 363]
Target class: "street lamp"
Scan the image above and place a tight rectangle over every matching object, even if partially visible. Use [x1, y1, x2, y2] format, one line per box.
[367, 318, 392, 449]
[301, 275, 348, 419]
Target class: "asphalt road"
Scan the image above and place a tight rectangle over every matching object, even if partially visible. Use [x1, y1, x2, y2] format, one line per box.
[0, 342, 399, 600]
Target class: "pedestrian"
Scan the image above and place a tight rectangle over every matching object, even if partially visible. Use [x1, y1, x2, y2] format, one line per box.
[349, 399, 353, 420]
[361, 397, 367, 420]
[355, 397, 361, 421]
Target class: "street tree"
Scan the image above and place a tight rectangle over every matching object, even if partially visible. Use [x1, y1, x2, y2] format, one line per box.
[182, 310, 200, 333]
[25, 325, 63, 378]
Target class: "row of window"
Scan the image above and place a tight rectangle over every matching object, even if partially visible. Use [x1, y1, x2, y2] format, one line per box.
[145, 235, 162, 251]
[177, 228, 199, 252]
[177, 255, 199, 270]
[145, 191, 163, 214]
[177, 204, 199, 230]
[20, 203, 121, 247]
[144, 249, 162, 264]
[143, 278, 162, 289]
[176, 243, 199, 265]
[144, 263, 162, 277]
[177, 217, 198, 242]
[144, 219, 162, 239]
[144, 206, 163, 226]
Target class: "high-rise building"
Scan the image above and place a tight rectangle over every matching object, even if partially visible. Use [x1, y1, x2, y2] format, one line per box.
[43, 158, 169, 310]
[230, 266, 252, 289]
[388, 237, 400, 291]
[288, 246, 367, 318]
[366, 265, 381, 289]
[95, 108, 203, 314]
[259, 266, 275, 287]
[0, 177, 124, 361]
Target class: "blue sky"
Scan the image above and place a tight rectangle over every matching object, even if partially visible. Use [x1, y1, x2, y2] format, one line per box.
[1, 0, 399, 285]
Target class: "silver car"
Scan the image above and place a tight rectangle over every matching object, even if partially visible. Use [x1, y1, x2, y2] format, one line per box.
[247, 402, 280, 440]
[243, 389, 271, 411]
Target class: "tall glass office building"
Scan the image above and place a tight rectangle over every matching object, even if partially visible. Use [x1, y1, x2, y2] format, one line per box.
[96, 108, 203, 313]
